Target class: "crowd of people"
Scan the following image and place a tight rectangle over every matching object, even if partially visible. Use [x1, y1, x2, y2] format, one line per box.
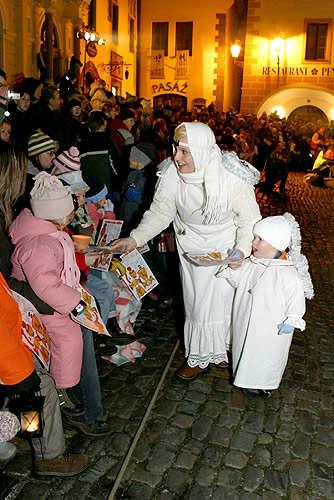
[0, 65, 316, 477]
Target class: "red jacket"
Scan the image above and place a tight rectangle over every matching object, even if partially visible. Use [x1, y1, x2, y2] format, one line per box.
[109, 119, 133, 149]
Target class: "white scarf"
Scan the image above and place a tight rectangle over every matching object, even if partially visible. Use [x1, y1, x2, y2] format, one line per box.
[181, 122, 226, 224]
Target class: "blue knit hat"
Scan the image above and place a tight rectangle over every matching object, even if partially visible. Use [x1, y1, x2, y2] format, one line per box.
[58, 171, 89, 193]
[84, 175, 108, 203]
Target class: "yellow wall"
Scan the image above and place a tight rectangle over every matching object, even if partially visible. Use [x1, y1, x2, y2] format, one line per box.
[88, 0, 137, 96]
[138, 0, 235, 109]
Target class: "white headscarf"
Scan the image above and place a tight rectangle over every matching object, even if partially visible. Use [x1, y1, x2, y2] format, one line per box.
[175, 122, 224, 224]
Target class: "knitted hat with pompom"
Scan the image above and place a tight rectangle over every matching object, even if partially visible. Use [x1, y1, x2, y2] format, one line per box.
[30, 171, 74, 220]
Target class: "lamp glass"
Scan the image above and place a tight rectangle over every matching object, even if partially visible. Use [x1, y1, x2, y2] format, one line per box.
[21, 410, 40, 433]
[272, 37, 284, 53]
[231, 44, 241, 58]
[9, 395, 45, 438]
[84, 31, 90, 41]
[90, 32, 96, 42]
[98, 38, 103, 46]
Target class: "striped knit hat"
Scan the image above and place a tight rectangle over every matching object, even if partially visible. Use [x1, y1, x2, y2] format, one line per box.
[28, 132, 55, 157]
[53, 146, 81, 173]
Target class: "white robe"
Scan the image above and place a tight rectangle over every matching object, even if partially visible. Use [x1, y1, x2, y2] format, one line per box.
[131, 159, 260, 368]
[217, 256, 306, 389]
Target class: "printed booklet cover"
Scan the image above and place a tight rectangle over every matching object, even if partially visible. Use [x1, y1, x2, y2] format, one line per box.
[12, 291, 51, 370]
[90, 219, 123, 272]
[119, 248, 158, 300]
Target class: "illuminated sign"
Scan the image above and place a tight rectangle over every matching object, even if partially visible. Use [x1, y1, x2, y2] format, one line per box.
[152, 81, 188, 94]
[262, 67, 334, 76]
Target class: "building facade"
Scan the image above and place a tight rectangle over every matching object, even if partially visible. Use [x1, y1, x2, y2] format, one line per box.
[137, 0, 246, 112]
[0, 0, 137, 97]
[1, 0, 333, 121]
[240, 0, 334, 122]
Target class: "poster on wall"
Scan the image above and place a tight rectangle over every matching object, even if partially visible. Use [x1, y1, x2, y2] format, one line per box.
[151, 50, 165, 79]
[175, 50, 189, 79]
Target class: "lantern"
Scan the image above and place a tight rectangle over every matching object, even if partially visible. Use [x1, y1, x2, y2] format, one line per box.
[231, 41, 241, 59]
[9, 395, 45, 438]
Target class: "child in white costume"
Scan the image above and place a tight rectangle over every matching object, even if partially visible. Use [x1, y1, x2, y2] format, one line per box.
[216, 213, 314, 398]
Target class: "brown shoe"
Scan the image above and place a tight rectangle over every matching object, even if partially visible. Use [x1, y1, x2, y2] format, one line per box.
[176, 363, 209, 381]
[211, 361, 229, 371]
[34, 451, 89, 476]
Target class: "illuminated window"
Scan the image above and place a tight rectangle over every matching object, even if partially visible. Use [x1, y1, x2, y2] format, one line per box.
[152, 22, 168, 56]
[175, 22, 193, 56]
[305, 19, 331, 61]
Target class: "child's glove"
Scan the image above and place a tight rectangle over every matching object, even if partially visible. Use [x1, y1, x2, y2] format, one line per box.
[71, 300, 87, 317]
[227, 248, 242, 261]
[277, 323, 294, 335]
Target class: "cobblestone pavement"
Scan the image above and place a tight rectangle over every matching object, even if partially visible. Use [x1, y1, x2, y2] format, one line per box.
[1, 173, 333, 499]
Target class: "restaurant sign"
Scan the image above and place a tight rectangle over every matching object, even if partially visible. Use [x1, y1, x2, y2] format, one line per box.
[152, 81, 188, 94]
[262, 66, 334, 76]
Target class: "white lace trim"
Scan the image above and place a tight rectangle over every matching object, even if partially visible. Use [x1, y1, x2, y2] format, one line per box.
[184, 319, 230, 369]
[187, 353, 228, 369]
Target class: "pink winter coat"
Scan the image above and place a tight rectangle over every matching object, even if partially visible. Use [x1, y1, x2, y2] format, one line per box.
[9, 209, 83, 388]
[86, 202, 115, 233]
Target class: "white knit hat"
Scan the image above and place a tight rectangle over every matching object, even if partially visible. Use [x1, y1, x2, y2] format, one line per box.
[30, 171, 74, 220]
[254, 213, 314, 299]
[253, 215, 291, 251]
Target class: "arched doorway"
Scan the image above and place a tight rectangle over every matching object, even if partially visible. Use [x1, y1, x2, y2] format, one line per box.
[288, 105, 328, 124]
[153, 93, 187, 109]
[80, 61, 100, 95]
[256, 86, 334, 123]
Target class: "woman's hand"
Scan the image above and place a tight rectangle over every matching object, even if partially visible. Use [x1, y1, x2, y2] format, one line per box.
[85, 253, 99, 267]
[227, 249, 244, 270]
[109, 237, 137, 253]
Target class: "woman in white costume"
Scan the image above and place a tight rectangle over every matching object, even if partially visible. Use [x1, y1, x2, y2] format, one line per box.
[216, 213, 314, 397]
[111, 122, 261, 380]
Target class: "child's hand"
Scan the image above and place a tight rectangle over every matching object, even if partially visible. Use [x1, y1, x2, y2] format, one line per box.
[85, 253, 98, 267]
[277, 323, 294, 335]
[227, 248, 244, 270]
[104, 199, 114, 212]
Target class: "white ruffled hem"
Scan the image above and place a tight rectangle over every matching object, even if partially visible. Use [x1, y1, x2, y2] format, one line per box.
[184, 319, 230, 368]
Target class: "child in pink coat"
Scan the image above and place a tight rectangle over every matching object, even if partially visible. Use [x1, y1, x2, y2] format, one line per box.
[10, 173, 84, 390]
